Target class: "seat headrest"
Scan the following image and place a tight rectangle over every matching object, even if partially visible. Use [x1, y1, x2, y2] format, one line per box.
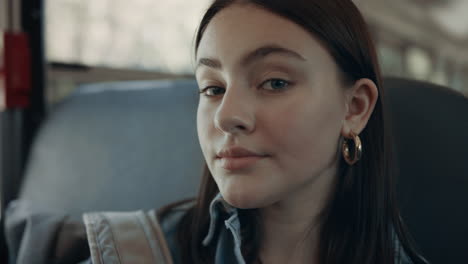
[385, 77, 468, 263]
[20, 79, 203, 218]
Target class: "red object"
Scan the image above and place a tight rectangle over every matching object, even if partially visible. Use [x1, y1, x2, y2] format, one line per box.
[0, 32, 32, 109]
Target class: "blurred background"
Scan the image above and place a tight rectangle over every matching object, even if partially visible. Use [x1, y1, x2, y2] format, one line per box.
[44, 0, 468, 105]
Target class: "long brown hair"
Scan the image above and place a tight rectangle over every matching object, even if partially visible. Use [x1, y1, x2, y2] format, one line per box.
[168, 0, 428, 263]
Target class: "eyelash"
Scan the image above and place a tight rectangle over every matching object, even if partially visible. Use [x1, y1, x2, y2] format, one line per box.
[199, 78, 292, 97]
[198, 86, 225, 96]
[261, 78, 292, 92]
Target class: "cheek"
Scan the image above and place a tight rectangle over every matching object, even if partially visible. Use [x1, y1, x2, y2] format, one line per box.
[197, 102, 213, 156]
[265, 98, 343, 175]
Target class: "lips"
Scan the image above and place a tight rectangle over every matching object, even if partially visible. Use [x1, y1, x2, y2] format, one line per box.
[216, 146, 268, 171]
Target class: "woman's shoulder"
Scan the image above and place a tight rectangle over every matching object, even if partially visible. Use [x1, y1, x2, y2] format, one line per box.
[158, 198, 195, 243]
[157, 199, 196, 264]
[3, 199, 195, 264]
[158, 198, 195, 224]
[73, 199, 195, 264]
[4, 200, 89, 264]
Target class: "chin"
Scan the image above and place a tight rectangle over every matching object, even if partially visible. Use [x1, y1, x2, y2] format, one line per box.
[220, 185, 273, 209]
[223, 195, 257, 209]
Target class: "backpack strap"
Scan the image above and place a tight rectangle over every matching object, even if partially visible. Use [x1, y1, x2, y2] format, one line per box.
[83, 210, 173, 264]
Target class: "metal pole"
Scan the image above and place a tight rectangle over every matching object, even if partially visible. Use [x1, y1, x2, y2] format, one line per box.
[0, 0, 46, 211]
[1, 2, 23, 262]
[0, 0, 45, 263]
[0, 109, 24, 213]
[0, 0, 45, 256]
[1, 0, 45, 261]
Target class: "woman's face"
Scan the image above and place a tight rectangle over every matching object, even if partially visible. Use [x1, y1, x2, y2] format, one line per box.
[196, 4, 348, 209]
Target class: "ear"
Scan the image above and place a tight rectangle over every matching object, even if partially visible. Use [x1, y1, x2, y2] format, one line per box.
[341, 78, 379, 137]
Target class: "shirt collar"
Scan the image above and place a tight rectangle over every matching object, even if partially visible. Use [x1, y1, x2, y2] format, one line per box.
[202, 193, 238, 246]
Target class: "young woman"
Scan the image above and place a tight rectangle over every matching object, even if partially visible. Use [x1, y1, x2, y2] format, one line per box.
[159, 0, 430, 263]
[5, 0, 430, 263]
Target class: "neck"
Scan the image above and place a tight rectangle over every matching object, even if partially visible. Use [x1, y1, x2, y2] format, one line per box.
[258, 165, 337, 264]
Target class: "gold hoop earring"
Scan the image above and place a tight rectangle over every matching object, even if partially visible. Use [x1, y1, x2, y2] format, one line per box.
[342, 132, 362, 165]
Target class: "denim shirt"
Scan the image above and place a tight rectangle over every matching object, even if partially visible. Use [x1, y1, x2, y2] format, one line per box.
[202, 193, 245, 264]
[4, 196, 417, 264]
[191, 193, 415, 264]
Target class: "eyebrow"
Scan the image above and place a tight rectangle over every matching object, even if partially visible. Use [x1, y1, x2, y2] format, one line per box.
[195, 44, 306, 72]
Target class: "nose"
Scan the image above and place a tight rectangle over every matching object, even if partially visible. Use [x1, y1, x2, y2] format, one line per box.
[214, 87, 255, 135]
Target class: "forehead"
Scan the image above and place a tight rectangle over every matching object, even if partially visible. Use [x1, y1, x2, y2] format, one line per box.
[197, 3, 332, 64]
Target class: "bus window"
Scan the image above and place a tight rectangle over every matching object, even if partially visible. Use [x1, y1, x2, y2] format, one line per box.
[45, 0, 211, 105]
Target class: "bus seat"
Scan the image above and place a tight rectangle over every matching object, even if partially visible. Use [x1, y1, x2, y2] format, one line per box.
[18, 79, 203, 219]
[12, 78, 468, 263]
[385, 78, 468, 264]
